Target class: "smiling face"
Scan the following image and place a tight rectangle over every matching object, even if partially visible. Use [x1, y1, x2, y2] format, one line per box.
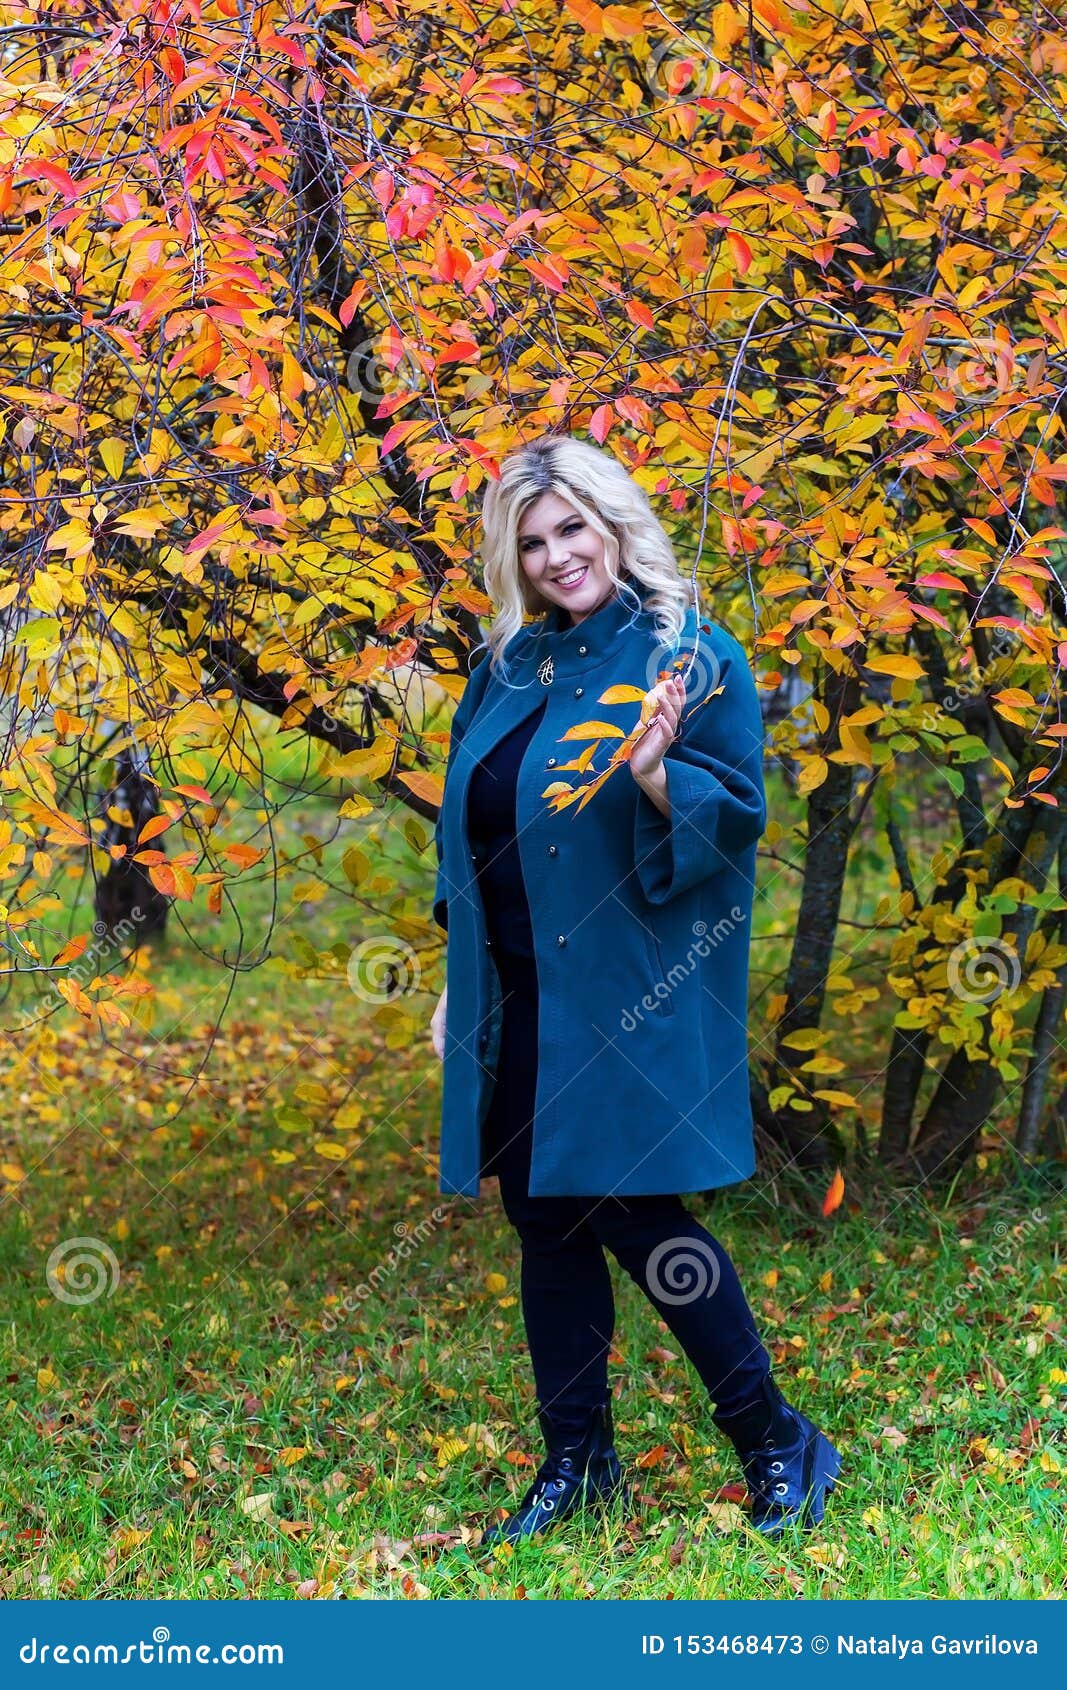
[515, 490, 619, 626]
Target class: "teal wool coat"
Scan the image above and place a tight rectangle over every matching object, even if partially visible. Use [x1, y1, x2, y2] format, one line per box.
[433, 586, 767, 1199]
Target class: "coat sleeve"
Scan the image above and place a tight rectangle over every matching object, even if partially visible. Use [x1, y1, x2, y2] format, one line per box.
[433, 654, 489, 933]
[633, 638, 766, 904]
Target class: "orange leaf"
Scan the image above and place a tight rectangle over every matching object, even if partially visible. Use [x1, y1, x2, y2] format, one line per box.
[635, 1443, 670, 1470]
[57, 978, 94, 1017]
[148, 862, 176, 898]
[51, 934, 89, 967]
[223, 843, 268, 869]
[137, 814, 172, 844]
[822, 1167, 845, 1216]
[397, 770, 444, 806]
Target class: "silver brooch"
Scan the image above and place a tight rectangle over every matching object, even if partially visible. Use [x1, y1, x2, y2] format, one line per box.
[537, 655, 554, 685]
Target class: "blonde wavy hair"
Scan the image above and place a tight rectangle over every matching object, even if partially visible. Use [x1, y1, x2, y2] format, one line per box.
[477, 435, 694, 676]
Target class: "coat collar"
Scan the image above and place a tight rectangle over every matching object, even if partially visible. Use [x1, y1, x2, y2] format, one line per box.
[524, 580, 651, 680]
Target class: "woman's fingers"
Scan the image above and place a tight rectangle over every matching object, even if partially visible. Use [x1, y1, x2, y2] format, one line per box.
[645, 674, 684, 738]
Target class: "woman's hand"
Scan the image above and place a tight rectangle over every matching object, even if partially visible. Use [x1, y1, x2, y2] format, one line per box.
[630, 673, 685, 784]
[431, 984, 448, 1061]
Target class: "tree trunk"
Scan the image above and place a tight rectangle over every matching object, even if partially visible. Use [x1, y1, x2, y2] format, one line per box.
[93, 746, 170, 943]
[1016, 833, 1067, 1157]
[904, 803, 1067, 1182]
[760, 658, 862, 1161]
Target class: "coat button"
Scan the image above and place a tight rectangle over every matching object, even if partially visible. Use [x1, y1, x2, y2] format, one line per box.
[578, 644, 587, 655]
[548, 844, 558, 856]
[484, 937, 492, 948]
[546, 756, 557, 767]
[556, 934, 567, 947]
[478, 1032, 489, 1051]
[574, 686, 584, 698]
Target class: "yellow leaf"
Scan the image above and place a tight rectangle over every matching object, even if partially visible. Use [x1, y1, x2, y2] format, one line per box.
[779, 1027, 827, 1050]
[597, 684, 646, 705]
[331, 744, 394, 780]
[485, 1272, 507, 1294]
[29, 571, 64, 613]
[277, 1446, 308, 1467]
[561, 720, 626, 740]
[98, 438, 125, 479]
[796, 754, 828, 795]
[435, 1436, 469, 1468]
[865, 654, 924, 680]
[799, 1053, 846, 1075]
[958, 274, 989, 310]
[37, 1367, 59, 1391]
[1, 1162, 25, 1182]
[314, 1140, 347, 1160]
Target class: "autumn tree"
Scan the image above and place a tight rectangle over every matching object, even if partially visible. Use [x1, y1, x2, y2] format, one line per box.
[2, 0, 1066, 1183]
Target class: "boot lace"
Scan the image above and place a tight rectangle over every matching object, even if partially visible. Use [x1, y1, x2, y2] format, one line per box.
[737, 1434, 791, 1505]
[523, 1451, 577, 1512]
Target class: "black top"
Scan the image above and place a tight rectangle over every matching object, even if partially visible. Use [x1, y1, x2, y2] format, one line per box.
[466, 700, 547, 961]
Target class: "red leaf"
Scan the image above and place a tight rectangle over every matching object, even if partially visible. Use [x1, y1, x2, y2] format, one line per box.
[589, 403, 613, 444]
[21, 161, 80, 202]
[726, 230, 752, 274]
[625, 299, 654, 332]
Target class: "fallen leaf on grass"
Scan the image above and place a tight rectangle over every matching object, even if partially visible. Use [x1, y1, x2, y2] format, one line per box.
[240, 1491, 276, 1521]
[276, 1520, 313, 1539]
[634, 1443, 670, 1469]
[705, 1500, 746, 1534]
[712, 1483, 748, 1504]
[276, 1446, 309, 1466]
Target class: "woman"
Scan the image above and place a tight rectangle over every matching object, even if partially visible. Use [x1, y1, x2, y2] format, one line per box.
[430, 434, 842, 1546]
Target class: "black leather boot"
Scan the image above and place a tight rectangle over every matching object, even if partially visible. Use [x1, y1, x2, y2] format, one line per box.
[713, 1374, 842, 1537]
[480, 1402, 628, 1548]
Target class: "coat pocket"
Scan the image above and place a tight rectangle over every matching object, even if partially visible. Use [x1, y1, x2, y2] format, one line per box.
[639, 913, 675, 1018]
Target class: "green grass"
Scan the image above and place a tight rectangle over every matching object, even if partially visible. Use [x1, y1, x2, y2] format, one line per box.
[0, 756, 1065, 1597]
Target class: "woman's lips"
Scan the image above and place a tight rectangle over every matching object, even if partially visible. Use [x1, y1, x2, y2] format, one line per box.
[552, 565, 588, 590]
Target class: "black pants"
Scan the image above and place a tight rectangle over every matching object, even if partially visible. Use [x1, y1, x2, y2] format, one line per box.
[483, 950, 773, 1430]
